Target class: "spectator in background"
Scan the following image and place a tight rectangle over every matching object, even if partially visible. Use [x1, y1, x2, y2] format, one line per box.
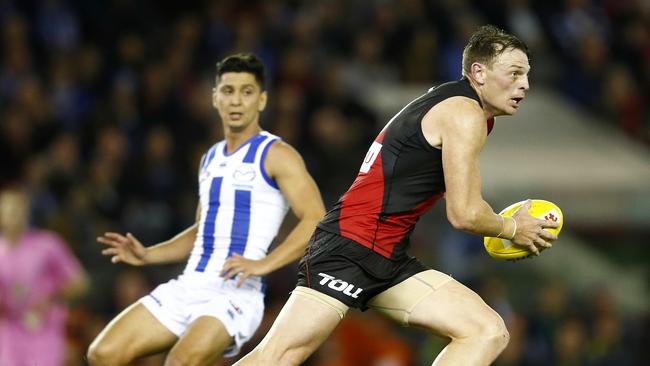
[562, 30, 610, 109]
[400, 25, 441, 83]
[551, 0, 610, 55]
[0, 185, 88, 366]
[602, 64, 645, 140]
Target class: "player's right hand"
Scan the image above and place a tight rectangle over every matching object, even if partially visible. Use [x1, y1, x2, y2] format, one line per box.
[98, 232, 147, 266]
[510, 200, 559, 256]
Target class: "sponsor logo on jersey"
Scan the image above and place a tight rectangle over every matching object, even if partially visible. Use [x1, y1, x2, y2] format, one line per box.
[317, 273, 363, 298]
[233, 164, 256, 182]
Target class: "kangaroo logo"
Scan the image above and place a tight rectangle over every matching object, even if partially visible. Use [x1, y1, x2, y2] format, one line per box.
[317, 273, 363, 298]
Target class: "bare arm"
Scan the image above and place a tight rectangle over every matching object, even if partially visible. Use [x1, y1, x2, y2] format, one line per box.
[262, 141, 325, 270]
[433, 97, 501, 234]
[99, 205, 200, 266]
[140, 223, 198, 265]
[429, 97, 557, 254]
[222, 141, 325, 285]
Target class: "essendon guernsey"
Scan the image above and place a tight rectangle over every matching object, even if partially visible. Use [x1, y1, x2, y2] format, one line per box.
[317, 78, 494, 260]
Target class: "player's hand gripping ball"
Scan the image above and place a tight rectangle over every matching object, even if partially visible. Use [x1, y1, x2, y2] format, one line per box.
[484, 199, 563, 261]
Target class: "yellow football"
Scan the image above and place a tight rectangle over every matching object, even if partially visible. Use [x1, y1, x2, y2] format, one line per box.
[484, 199, 564, 261]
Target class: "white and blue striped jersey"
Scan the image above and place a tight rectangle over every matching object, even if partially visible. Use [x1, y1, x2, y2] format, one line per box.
[183, 131, 289, 292]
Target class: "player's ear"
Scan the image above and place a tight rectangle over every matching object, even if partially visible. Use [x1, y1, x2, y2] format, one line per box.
[258, 90, 268, 112]
[471, 62, 486, 85]
[212, 87, 218, 109]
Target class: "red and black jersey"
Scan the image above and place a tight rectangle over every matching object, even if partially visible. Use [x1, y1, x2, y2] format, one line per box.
[317, 78, 494, 260]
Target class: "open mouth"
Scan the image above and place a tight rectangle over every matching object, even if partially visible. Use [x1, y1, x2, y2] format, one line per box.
[510, 97, 523, 107]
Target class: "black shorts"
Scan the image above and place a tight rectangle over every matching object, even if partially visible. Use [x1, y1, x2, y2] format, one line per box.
[296, 228, 427, 309]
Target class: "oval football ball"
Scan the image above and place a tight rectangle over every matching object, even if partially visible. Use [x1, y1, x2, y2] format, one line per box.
[484, 199, 564, 261]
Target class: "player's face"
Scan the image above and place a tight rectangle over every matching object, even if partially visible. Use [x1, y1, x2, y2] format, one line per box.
[213, 72, 267, 131]
[482, 48, 530, 116]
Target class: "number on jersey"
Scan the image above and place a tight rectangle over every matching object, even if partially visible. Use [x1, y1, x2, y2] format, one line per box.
[360, 141, 382, 173]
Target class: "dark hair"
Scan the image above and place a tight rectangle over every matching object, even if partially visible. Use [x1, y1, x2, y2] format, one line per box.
[216, 53, 266, 90]
[462, 25, 529, 78]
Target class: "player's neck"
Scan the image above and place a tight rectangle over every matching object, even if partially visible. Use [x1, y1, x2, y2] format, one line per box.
[466, 77, 497, 120]
[224, 123, 262, 154]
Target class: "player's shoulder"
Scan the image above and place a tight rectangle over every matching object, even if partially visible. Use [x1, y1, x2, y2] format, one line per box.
[438, 96, 483, 116]
[431, 96, 485, 129]
[29, 229, 60, 240]
[265, 138, 301, 160]
[264, 138, 306, 177]
[27, 229, 67, 249]
[257, 130, 304, 163]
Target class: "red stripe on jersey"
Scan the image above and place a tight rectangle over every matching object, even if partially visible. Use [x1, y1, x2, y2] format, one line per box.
[337, 129, 444, 258]
[338, 130, 386, 250]
[375, 128, 387, 144]
[371, 192, 444, 257]
[487, 117, 495, 135]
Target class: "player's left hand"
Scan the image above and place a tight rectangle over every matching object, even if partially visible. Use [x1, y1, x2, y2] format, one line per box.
[221, 254, 270, 287]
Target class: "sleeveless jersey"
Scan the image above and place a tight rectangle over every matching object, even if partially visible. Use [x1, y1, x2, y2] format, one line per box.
[183, 131, 289, 291]
[317, 79, 494, 260]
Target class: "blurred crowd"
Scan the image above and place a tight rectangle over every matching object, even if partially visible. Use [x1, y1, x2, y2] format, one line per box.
[0, 0, 648, 365]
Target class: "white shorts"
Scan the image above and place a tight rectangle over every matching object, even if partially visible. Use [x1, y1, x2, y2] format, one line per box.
[139, 272, 265, 357]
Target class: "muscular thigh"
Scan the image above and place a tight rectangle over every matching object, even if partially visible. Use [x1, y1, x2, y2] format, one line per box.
[90, 303, 177, 359]
[410, 280, 502, 339]
[253, 288, 347, 364]
[368, 269, 453, 326]
[370, 270, 501, 338]
[166, 316, 233, 366]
